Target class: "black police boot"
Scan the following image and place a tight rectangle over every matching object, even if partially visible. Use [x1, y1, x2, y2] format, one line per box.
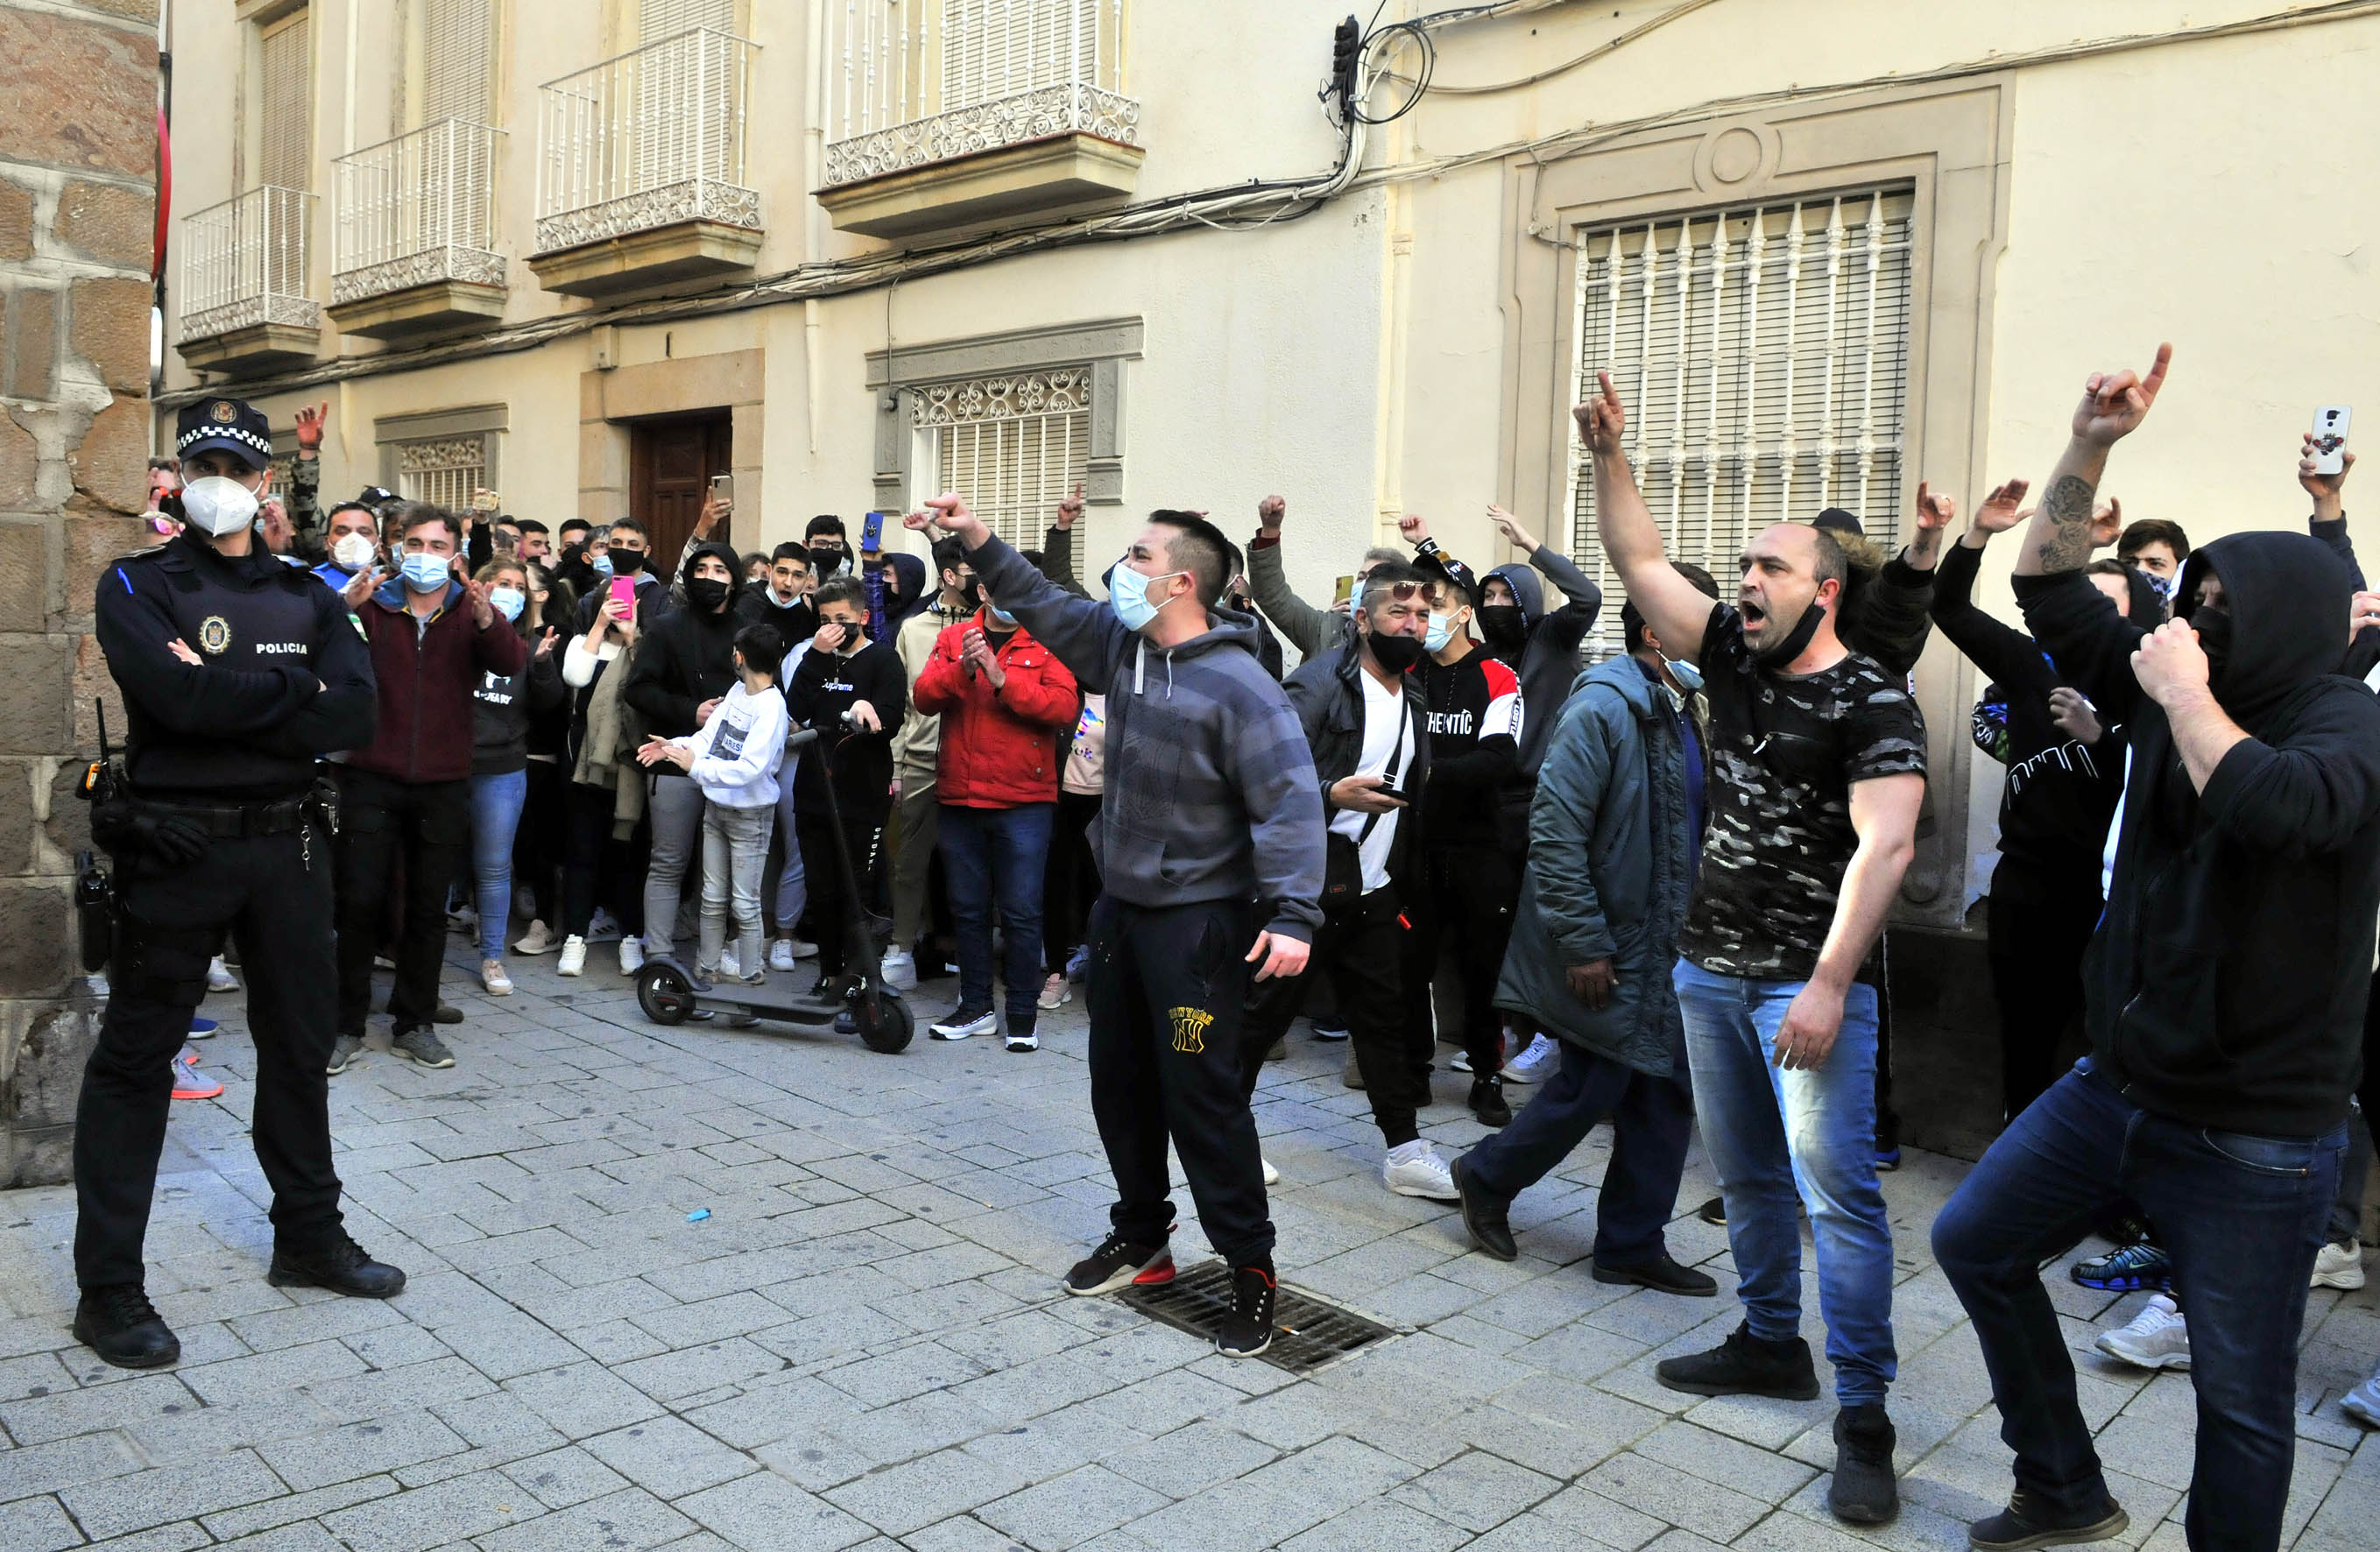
[1656, 1322, 1820, 1400]
[1468, 1074, 1512, 1126]
[1452, 1154, 1517, 1261]
[1968, 1489, 2129, 1551]
[73, 1284, 180, 1370]
[269, 1233, 407, 1298]
[1828, 1403, 1899, 1523]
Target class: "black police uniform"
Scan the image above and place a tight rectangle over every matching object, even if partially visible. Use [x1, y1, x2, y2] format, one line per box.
[75, 400, 381, 1327]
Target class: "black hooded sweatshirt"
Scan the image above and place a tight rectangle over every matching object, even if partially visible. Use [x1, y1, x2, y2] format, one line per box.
[2015, 531, 2380, 1135]
[622, 541, 744, 739]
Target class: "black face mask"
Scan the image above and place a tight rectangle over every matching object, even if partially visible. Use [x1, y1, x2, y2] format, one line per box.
[1752, 598, 1827, 668]
[686, 576, 732, 613]
[610, 548, 645, 576]
[1477, 603, 1526, 645]
[809, 545, 844, 573]
[958, 579, 982, 610]
[1368, 632, 1428, 674]
[559, 540, 587, 567]
[2192, 605, 2233, 685]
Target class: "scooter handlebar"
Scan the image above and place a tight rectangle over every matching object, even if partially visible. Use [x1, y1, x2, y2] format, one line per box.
[786, 727, 822, 753]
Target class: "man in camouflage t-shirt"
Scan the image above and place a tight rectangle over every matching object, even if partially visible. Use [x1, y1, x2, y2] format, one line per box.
[1576, 372, 1927, 1526]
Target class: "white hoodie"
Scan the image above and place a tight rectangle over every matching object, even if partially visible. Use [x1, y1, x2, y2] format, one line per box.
[682, 680, 790, 808]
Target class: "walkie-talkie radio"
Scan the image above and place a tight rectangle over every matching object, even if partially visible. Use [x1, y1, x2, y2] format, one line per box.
[74, 700, 121, 973]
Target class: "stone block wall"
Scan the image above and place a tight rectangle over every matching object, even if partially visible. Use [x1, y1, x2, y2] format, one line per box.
[1, 0, 157, 1186]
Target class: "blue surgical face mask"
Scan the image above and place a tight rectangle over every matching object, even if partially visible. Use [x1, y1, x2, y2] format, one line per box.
[1108, 562, 1186, 633]
[489, 585, 525, 623]
[1424, 611, 1458, 653]
[399, 552, 454, 594]
[591, 551, 615, 576]
[985, 603, 1017, 628]
[1665, 659, 1704, 695]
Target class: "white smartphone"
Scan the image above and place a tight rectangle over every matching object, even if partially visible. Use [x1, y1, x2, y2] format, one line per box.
[2312, 406, 2352, 476]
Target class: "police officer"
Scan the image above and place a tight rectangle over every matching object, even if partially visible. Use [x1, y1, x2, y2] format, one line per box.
[74, 398, 403, 1371]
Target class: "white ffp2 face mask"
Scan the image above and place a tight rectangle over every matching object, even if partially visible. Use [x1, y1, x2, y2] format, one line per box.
[179, 476, 262, 537]
[331, 533, 377, 571]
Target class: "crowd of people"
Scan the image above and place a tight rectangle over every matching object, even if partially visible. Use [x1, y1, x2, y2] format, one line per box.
[100, 349, 2380, 1552]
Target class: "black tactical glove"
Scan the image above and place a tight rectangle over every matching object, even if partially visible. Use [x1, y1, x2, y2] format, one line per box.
[89, 800, 211, 865]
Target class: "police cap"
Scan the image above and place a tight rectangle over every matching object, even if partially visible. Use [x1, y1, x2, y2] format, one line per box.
[175, 398, 273, 471]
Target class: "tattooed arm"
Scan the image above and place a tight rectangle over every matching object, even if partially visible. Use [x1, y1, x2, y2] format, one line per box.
[2014, 344, 2173, 577]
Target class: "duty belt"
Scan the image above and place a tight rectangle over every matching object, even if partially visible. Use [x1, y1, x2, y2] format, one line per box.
[136, 794, 314, 836]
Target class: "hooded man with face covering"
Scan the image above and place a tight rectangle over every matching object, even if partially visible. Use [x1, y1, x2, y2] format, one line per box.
[622, 540, 747, 975]
[1932, 345, 2380, 1552]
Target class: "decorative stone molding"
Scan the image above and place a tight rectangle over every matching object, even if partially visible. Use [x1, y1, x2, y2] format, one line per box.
[823, 82, 1141, 188]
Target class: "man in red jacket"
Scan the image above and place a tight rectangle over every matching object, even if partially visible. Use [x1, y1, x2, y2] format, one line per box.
[333, 504, 525, 1072]
[912, 586, 1080, 1051]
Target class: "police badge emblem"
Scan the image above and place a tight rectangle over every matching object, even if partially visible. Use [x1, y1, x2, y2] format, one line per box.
[198, 616, 232, 654]
[209, 401, 237, 425]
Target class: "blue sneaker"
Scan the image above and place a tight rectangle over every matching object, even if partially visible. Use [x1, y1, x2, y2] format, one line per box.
[1874, 1146, 1902, 1172]
[2072, 1240, 2172, 1292]
[187, 1016, 219, 1041]
[1065, 944, 1091, 982]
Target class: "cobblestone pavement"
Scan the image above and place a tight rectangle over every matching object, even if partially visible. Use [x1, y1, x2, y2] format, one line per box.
[2, 945, 2373, 1551]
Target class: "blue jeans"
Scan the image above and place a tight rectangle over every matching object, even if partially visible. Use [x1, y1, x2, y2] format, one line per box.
[469, 769, 528, 962]
[1932, 1063, 2344, 1551]
[937, 802, 1053, 1028]
[1460, 1041, 1694, 1267]
[1674, 959, 1895, 1406]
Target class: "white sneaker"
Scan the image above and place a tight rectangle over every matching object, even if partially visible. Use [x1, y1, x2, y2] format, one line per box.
[556, 936, 587, 977]
[768, 940, 797, 972]
[2343, 1361, 2380, 1427]
[619, 936, 646, 975]
[2313, 1238, 2366, 1290]
[1261, 1155, 1281, 1187]
[2095, 1294, 2192, 1370]
[480, 959, 513, 996]
[206, 956, 237, 992]
[1448, 1050, 1474, 1074]
[718, 948, 740, 980]
[1308, 1020, 1349, 1041]
[1504, 1033, 1559, 1083]
[584, 907, 623, 944]
[788, 938, 819, 960]
[448, 907, 477, 937]
[512, 920, 558, 956]
[1036, 973, 1072, 1011]
[881, 948, 918, 991]
[1382, 1142, 1459, 1202]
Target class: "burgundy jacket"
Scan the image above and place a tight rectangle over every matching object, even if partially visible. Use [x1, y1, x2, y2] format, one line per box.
[350, 578, 526, 784]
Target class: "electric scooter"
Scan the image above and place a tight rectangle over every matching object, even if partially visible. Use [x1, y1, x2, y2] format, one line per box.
[635, 726, 915, 1053]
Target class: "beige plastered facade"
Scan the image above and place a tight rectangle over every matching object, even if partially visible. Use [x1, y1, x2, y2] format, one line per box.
[159, 0, 2380, 928]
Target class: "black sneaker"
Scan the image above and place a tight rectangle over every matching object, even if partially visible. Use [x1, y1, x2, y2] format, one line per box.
[391, 1027, 455, 1069]
[1063, 1232, 1176, 1296]
[1968, 1489, 2129, 1551]
[326, 1033, 364, 1076]
[1697, 1195, 1727, 1226]
[1453, 1154, 1516, 1261]
[930, 1004, 996, 1041]
[1216, 1262, 1276, 1358]
[1828, 1403, 1899, 1524]
[1593, 1254, 1719, 1297]
[1469, 1074, 1512, 1127]
[433, 1004, 463, 1025]
[73, 1284, 179, 1369]
[268, 1234, 407, 1299]
[1656, 1322, 1820, 1400]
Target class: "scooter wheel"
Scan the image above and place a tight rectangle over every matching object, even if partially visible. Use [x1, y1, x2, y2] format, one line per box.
[637, 963, 696, 1026]
[858, 991, 915, 1054]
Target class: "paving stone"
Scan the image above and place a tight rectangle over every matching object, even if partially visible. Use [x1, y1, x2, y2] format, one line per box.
[317, 1468, 540, 1552]
[824, 1445, 1036, 1536]
[0, 1496, 82, 1552]
[976, 1463, 1171, 1550]
[583, 1415, 759, 1499]
[675, 1470, 878, 1551]
[58, 1448, 289, 1541]
[503, 1360, 667, 1439]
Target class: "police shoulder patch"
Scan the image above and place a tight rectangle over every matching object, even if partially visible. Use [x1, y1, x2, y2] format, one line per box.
[197, 615, 233, 654]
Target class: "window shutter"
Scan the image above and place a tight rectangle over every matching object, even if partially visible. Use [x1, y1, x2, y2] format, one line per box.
[1569, 190, 1915, 652]
[258, 10, 314, 191]
[422, 0, 495, 123]
[918, 370, 1092, 547]
[399, 436, 489, 511]
[642, 0, 734, 41]
[941, 0, 1100, 109]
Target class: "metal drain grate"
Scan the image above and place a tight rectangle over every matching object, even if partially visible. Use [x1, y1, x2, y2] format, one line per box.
[1114, 1259, 1398, 1374]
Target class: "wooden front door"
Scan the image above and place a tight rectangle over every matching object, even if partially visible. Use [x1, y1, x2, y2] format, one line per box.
[630, 413, 732, 575]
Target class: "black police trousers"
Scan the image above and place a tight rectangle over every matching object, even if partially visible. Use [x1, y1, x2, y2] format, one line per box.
[1246, 887, 1429, 1146]
[1086, 895, 1275, 1267]
[75, 825, 345, 1290]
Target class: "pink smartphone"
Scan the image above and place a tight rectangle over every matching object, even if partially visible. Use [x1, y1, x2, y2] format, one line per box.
[608, 575, 637, 615]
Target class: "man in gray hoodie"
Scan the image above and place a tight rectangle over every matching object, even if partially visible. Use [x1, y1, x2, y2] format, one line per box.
[908, 496, 1325, 1361]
